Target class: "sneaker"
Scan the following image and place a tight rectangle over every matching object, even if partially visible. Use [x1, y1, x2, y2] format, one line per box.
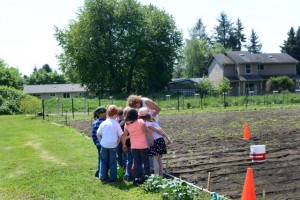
[95, 170, 99, 178]
[123, 175, 133, 181]
[133, 178, 144, 186]
[101, 179, 108, 184]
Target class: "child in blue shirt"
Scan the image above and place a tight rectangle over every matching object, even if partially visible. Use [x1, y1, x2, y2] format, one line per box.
[91, 106, 106, 178]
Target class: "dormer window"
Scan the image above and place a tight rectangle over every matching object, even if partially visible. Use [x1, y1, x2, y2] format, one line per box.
[246, 64, 251, 74]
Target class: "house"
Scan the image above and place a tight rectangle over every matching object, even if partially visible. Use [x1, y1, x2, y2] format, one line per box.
[23, 84, 88, 99]
[167, 78, 202, 96]
[207, 51, 300, 95]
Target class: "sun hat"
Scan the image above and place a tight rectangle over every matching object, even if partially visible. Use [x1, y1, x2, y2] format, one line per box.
[138, 107, 149, 116]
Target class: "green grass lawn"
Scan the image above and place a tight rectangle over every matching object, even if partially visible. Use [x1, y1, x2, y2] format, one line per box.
[0, 115, 162, 200]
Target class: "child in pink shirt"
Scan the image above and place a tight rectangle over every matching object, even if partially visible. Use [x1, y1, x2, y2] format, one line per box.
[122, 108, 154, 185]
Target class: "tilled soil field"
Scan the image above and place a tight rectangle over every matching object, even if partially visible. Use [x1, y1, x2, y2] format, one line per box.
[68, 107, 300, 200]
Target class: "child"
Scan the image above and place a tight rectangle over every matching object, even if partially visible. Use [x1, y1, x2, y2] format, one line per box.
[138, 107, 171, 176]
[116, 107, 126, 170]
[96, 105, 123, 184]
[122, 108, 154, 185]
[91, 106, 106, 178]
[120, 107, 134, 181]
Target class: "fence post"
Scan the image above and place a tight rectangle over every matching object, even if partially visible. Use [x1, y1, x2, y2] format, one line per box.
[42, 99, 45, 120]
[72, 98, 74, 119]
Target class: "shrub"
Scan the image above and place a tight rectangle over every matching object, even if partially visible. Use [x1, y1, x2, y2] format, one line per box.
[0, 86, 40, 115]
[20, 95, 41, 114]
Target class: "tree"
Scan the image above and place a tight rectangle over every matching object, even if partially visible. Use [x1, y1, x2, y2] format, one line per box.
[195, 78, 214, 109]
[0, 59, 23, 90]
[216, 77, 232, 94]
[216, 77, 232, 108]
[189, 18, 209, 42]
[25, 65, 67, 85]
[42, 64, 52, 73]
[246, 29, 262, 53]
[183, 39, 208, 77]
[55, 0, 182, 96]
[233, 18, 246, 51]
[281, 27, 300, 75]
[266, 76, 294, 92]
[213, 12, 236, 49]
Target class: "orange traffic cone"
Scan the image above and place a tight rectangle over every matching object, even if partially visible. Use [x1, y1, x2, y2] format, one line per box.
[243, 122, 251, 140]
[241, 168, 256, 200]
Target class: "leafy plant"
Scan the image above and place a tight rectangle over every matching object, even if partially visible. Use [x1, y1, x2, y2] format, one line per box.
[141, 175, 200, 200]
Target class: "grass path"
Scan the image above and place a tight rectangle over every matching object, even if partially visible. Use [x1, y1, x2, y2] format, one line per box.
[0, 115, 160, 200]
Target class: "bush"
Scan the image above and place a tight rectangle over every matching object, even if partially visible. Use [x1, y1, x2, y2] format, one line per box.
[20, 95, 41, 114]
[0, 86, 40, 115]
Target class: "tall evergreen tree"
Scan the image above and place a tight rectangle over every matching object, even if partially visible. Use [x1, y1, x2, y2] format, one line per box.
[281, 26, 300, 75]
[189, 18, 209, 42]
[246, 29, 262, 53]
[233, 18, 246, 51]
[213, 12, 236, 49]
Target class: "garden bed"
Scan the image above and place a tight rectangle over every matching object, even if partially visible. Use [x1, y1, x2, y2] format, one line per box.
[68, 107, 300, 199]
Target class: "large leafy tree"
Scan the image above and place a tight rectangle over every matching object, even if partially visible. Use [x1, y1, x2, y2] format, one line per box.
[281, 26, 300, 75]
[0, 59, 23, 90]
[183, 39, 208, 77]
[55, 0, 182, 96]
[24, 65, 67, 85]
[246, 29, 262, 53]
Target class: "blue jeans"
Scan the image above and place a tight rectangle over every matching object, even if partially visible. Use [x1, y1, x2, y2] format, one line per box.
[96, 146, 101, 176]
[125, 147, 133, 178]
[100, 146, 117, 181]
[117, 143, 126, 168]
[132, 148, 150, 179]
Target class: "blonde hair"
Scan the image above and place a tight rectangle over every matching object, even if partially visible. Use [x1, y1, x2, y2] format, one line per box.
[123, 106, 131, 118]
[126, 95, 142, 108]
[107, 105, 119, 117]
[117, 107, 123, 117]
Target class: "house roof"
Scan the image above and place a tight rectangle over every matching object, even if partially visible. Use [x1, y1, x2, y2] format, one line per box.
[23, 84, 86, 94]
[213, 54, 235, 65]
[225, 51, 299, 64]
[169, 78, 203, 84]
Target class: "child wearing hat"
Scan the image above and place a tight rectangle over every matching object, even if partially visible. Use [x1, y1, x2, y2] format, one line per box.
[138, 107, 171, 176]
[91, 106, 107, 178]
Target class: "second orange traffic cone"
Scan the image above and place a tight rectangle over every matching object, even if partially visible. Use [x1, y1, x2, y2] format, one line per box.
[241, 167, 256, 200]
[243, 122, 251, 140]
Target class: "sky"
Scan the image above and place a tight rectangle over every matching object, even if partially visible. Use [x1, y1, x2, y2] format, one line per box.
[0, 0, 299, 76]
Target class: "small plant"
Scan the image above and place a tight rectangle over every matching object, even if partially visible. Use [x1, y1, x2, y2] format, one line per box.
[161, 179, 199, 200]
[186, 102, 192, 109]
[141, 174, 167, 192]
[141, 175, 200, 200]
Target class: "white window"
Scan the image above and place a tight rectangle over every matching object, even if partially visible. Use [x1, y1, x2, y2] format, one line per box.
[246, 65, 251, 74]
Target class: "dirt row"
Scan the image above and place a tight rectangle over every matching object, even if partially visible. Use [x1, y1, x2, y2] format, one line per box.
[68, 107, 300, 199]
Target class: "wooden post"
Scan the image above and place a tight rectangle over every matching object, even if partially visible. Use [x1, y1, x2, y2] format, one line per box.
[207, 172, 211, 191]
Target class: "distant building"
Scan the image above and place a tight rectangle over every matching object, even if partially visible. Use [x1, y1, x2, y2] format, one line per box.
[23, 84, 87, 99]
[167, 78, 203, 96]
[207, 51, 300, 95]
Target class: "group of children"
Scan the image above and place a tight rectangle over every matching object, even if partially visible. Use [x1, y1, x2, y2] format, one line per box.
[91, 104, 171, 185]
